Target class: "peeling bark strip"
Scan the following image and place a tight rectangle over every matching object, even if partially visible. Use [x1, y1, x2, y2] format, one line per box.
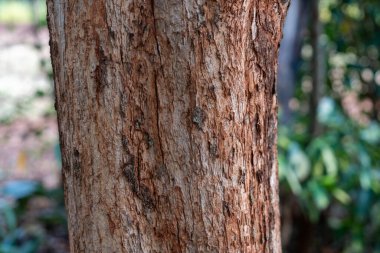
[48, 0, 289, 252]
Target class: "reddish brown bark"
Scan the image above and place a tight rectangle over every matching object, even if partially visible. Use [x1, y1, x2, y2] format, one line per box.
[48, 0, 289, 252]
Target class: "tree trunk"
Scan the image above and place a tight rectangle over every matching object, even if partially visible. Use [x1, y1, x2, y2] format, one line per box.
[309, 0, 324, 137]
[47, 0, 288, 252]
[278, 0, 309, 124]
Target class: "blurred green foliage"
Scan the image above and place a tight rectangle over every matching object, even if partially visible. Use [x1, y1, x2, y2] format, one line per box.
[0, 0, 47, 26]
[280, 0, 380, 252]
[0, 181, 67, 253]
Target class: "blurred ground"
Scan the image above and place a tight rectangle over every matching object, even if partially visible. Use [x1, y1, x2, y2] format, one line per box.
[0, 23, 68, 252]
[0, 25, 60, 188]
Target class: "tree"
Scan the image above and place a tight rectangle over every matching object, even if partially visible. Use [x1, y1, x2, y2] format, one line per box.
[278, 0, 309, 124]
[47, 1, 289, 252]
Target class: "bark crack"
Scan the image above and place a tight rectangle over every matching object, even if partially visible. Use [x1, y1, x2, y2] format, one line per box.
[150, 0, 166, 166]
[151, 0, 163, 66]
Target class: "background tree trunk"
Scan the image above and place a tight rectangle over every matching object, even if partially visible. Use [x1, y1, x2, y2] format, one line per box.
[278, 0, 309, 124]
[309, 0, 324, 137]
[47, 0, 288, 252]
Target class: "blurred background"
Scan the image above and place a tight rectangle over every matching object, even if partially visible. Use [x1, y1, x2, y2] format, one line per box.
[0, 0, 379, 252]
[0, 0, 67, 252]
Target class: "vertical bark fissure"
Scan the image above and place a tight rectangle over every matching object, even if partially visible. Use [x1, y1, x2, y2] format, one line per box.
[150, 0, 165, 166]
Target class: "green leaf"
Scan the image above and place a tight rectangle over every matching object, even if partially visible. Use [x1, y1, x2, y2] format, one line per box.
[360, 170, 371, 190]
[283, 164, 303, 195]
[308, 181, 330, 210]
[0, 200, 17, 232]
[360, 122, 380, 144]
[322, 147, 338, 177]
[1, 180, 39, 199]
[289, 143, 311, 181]
[333, 188, 351, 204]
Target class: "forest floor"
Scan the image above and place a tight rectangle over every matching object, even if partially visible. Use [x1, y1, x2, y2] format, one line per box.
[0, 24, 68, 253]
[0, 24, 60, 188]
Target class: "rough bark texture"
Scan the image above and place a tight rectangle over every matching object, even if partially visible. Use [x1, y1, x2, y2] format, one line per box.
[47, 0, 288, 252]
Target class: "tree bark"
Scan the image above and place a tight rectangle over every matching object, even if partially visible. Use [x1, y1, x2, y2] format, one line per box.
[47, 0, 288, 252]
